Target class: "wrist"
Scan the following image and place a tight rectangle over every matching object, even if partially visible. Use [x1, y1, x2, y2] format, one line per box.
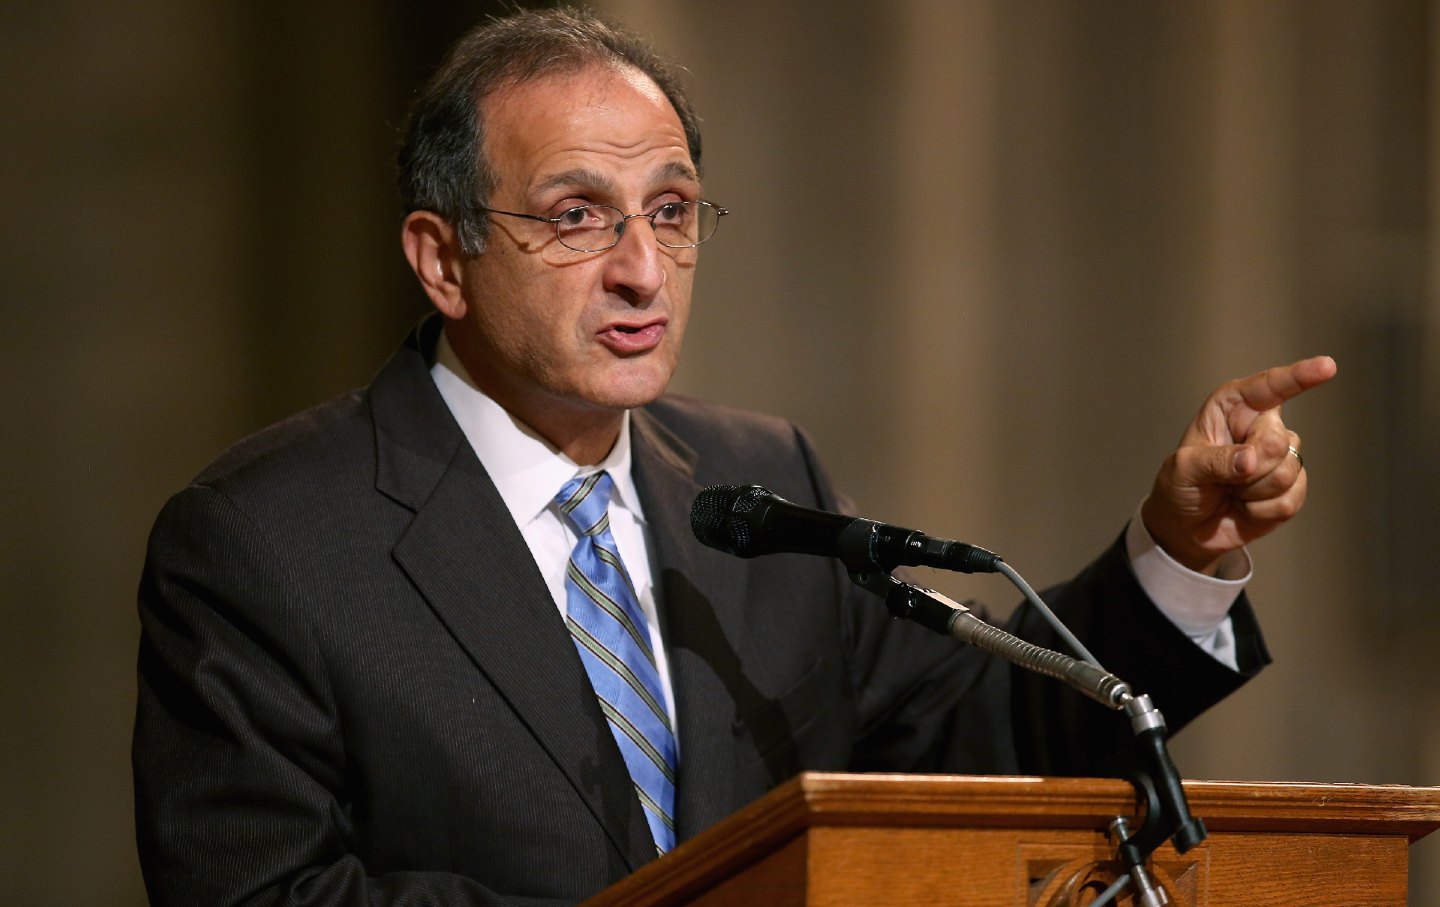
[1139, 497, 1222, 575]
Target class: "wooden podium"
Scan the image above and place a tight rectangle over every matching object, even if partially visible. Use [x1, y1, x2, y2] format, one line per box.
[585, 772, 1440, 906]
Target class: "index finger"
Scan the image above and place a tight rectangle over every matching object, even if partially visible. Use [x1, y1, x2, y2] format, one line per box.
[1231, 355, 1338, 413]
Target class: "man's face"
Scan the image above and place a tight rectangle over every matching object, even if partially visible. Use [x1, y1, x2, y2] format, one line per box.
[450, 63, 698, 428]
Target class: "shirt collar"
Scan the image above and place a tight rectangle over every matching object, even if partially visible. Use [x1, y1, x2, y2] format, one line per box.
[430, 329, 645, 529]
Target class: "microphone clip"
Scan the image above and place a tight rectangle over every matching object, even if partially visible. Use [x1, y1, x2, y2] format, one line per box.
[1108, 695, 1207, 906]
[840, 520, 1003, 575]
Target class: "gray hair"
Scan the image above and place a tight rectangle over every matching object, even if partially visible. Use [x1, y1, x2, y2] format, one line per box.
[396, 6, 703, 254]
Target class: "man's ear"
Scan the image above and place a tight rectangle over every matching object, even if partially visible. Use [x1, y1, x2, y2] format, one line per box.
[401, 211, 469, 319]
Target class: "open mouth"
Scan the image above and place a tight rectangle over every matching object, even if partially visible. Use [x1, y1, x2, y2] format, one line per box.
[599, 321, 666, 353]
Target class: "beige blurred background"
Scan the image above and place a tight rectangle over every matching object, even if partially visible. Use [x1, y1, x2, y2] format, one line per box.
[2, 1, 1437, 903]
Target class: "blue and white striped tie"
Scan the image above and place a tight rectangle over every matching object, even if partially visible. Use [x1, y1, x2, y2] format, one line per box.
[556, 471, 677, 854]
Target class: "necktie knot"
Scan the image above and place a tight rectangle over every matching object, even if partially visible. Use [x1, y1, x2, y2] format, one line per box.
[556, 472, 614, 538]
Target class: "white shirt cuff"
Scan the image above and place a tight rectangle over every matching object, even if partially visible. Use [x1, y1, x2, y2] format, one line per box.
[1125, 504, 1251, 671]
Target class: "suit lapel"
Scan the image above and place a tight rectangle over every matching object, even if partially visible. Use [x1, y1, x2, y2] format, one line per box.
[371, 321, 655, 872]
[630, 410, 754, 841]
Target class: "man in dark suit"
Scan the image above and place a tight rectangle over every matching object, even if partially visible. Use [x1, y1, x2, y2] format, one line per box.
[133, 8, 1335, 906]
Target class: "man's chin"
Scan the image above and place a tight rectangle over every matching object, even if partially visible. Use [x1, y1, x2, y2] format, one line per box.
[586, 360, 677, 411]
[588, 384, 670, 413]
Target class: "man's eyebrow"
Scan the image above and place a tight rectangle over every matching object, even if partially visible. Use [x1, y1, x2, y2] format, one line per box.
[530, 162, 701, 202]
[655, 160, 700, 186]
[532, 168, 617, 199]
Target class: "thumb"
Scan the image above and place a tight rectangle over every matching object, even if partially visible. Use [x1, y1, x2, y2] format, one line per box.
[1178, 442, 1256, 487]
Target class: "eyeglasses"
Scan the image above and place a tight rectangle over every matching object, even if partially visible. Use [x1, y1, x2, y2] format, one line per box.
[476, 201, 729, 253]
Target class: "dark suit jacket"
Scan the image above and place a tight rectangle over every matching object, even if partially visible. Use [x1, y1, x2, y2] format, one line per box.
[134, 318, 1267, 906]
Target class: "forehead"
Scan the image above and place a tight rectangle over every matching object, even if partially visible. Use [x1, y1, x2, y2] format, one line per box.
[480, 63, 695, 199]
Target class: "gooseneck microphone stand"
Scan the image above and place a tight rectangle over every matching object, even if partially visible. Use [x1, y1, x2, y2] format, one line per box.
[849, 570, 1207, 907]
[686, 484, 1205, 905]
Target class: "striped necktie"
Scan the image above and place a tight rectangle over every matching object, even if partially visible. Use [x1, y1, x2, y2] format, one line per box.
[555, 471, 677, 854]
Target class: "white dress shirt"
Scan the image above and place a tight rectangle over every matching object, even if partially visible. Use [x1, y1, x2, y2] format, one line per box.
[1125, 511, 1248, 670]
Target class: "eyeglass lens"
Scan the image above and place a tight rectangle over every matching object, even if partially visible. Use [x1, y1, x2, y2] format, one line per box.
[555, 202, 720, 252]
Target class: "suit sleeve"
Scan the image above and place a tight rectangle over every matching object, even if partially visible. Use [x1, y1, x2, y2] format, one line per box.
[1003, 531, 1268, 776]
[133, 485, 573, 907]
[782, 426, 1268, 778]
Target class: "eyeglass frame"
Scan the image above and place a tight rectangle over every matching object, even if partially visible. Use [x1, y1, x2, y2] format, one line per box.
[474, 200, 729, 253]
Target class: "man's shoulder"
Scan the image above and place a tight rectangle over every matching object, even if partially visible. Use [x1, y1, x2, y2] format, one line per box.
[189, 388, 375, 501]
[188, 319, 447, 498]
[142, 386, 396, 577]
[639, 394, 836, 501]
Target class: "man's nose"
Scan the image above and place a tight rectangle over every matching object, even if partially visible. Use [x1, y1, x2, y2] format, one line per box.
[602, 216, 667, 303]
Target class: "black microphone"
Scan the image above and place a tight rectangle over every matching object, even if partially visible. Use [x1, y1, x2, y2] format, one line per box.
[689, 484, 1001, 574]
